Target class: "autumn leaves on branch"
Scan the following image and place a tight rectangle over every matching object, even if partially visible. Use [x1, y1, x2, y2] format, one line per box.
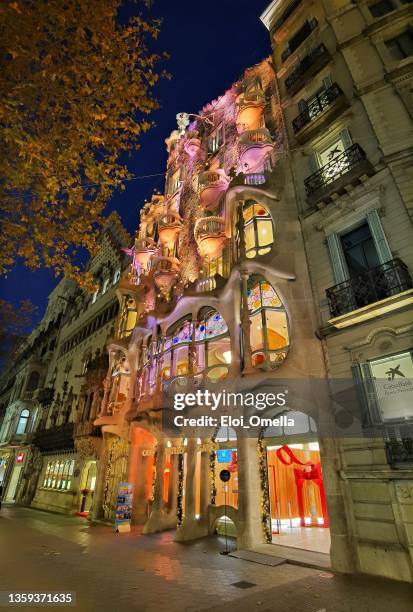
[0, 0, 169, 289]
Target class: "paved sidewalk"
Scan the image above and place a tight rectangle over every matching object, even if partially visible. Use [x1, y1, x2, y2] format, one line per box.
[0, 506, 412, 612]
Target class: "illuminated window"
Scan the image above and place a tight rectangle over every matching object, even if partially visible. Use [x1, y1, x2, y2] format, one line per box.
[113, 268, 121, 284]
[102, 278, 109, 294]
[16, 409, 30, 435]
[247, 276, 289, 368]
[158, 310, 230, 387]
[43, 459, 75, 490]
[208, 125, 224, 154]
[240, 200, 274, 259]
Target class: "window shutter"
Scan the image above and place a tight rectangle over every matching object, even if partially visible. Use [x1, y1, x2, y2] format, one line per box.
[366, 209, 392, 264]
[322, 74, 333, 89]
[351, 363, 370, 427]
[360, 362, 382, 425]
[309, 152, 319, 172]
[326, 232, 349, 283]
[298, 99, 308, 112]
[339, 128, 352, 150]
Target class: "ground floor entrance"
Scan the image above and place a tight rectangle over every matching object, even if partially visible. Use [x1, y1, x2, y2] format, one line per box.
[263, 414, 331, 556]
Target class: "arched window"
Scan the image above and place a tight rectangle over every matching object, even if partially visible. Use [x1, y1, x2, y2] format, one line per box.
[16, 409, 30, 435]
[157, 309, 230, 390]
[241, 200, 274, 259]
[247, 276, 289, 368]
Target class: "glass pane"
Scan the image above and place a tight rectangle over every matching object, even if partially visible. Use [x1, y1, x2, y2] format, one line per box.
[207, 338, 232, 368]
[160, 352, 171, 380]
[261, 282, 282, 308]
[257, 219, 274, 247]
[245, 223, 255, 253]
[250, 312, 264, 351]
[247, 283, 262, 312]
[174, 346, 188, 376]
[205, 312, 228, 338]
[265, 311, 289, 350]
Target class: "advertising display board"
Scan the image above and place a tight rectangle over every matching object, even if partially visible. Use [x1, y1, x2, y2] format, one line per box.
[370, 351, 413, 421]
[115, 482, 133, 533]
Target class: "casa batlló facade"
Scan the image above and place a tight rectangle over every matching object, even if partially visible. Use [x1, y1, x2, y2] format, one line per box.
[90, 57, 373, 578]
[0, 0, 412, 585]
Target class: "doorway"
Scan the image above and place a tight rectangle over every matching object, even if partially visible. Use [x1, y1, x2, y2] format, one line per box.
[78, 461, 97, 515]
[263, 413, 330, 555]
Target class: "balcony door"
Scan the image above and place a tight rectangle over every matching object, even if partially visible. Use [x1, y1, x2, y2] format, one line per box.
[340, 223, 380, 278]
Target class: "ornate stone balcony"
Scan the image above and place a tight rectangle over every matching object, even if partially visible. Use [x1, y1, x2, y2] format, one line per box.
[326, 258, 413, 318]
[198, 169, 229, 211]
[292, 83, 349, 143]
[285, 43, 330, 96]
[150, 256, 180, 292]
[194, 216, 227, 257]
[134, 237, 157, 268]
[239, 128, 274, 174]
[235, 89, 266, 133]
[158, 213, 182, 245]
[304, 144, 373, 205]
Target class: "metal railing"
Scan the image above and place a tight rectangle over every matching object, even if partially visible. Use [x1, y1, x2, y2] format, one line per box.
[194, 217, 226, 242]
[326, 258, 412, 318]
[199, 170, 225, 186]
[285, 43, 329, 92]
[158, 214, 181, 228]
[304, 144, 367, 197]
[386, 438, 413, 465]
[292, 83, 344, 133]
[239, 128, 273, 145]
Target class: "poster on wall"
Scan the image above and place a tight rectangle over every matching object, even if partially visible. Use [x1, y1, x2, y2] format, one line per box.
[370, 351, 413, 421]
[115, 482, 133, 533]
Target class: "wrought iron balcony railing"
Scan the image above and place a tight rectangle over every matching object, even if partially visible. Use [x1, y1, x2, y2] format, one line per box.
[385, 438, 413, 465]
[326, 258, 412, 318]
[285, 44, 329, 93]
[281, 18, 318, 62]
[292, 83, 344, 133]
[304, 144, 368, 198]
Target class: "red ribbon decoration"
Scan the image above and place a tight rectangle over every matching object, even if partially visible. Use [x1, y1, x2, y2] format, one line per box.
[275, 445, 329, 528]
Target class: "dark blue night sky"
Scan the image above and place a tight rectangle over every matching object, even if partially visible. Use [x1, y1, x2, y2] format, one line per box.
[0, 0, 271, 327]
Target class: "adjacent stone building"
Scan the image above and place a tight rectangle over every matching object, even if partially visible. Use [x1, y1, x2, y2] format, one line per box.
[0, 215, 130, 516]
[261, 0, 413, 582]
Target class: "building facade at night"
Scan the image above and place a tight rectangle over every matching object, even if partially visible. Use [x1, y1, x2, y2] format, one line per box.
[261, 0, 413, 582]
[90, 57, 354, 575]
[0, 0, 412, 586]
[0, 216, 130, 516]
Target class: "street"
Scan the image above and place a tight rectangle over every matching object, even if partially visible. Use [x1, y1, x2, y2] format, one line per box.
[0, 507, 412, 612]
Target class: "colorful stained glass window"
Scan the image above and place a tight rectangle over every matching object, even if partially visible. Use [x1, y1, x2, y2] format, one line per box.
[261, 282, 282, 308]
[205, 312, 228, 338]
[247, 277, 289, 369]
[247, 283, 262, 312]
